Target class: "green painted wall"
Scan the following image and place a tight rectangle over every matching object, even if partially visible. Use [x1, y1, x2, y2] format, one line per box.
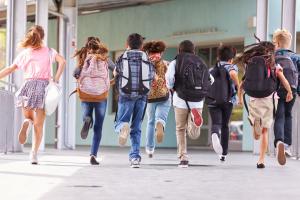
[71, 0, 257, 148]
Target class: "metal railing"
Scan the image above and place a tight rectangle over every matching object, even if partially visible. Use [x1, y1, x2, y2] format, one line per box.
[0, 80, 17, 154]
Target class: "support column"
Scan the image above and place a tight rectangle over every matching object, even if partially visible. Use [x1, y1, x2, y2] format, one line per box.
[57, 0, 77, 150]
[256, 0, 269, 40]
[6, 0, 27, 152]
[281, 0, 296, 51]
[36, 0, 49, 45]
[35, 0, 49, 151]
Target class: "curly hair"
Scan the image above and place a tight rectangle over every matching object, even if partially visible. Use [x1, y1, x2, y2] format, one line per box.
[142, 40, 166, 53]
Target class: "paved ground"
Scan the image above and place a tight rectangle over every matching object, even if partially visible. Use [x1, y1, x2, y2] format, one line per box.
[0, 147, 300, 200]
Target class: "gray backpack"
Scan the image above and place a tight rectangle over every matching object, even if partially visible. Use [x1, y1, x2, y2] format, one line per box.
[275, 54, 298, 96]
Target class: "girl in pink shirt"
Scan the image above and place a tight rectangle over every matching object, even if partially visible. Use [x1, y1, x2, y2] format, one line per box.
[0, 25, 66, 164]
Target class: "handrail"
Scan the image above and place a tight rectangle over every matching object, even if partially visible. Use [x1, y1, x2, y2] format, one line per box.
[0, 80, 17, 89]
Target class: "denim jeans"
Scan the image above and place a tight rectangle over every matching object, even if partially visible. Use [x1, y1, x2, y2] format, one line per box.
[208, 103, 233, 156]
[81, 100, 107, 157]
[145, 98, 171, 152]
[115, 96, 147, 160]
[274, 94, 296, 147]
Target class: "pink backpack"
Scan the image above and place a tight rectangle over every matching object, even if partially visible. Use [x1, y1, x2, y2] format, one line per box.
[79, 55, 110, 96]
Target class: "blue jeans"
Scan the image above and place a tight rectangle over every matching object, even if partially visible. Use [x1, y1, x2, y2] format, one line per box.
[81, 100, 107, 156]
[145, 98, 171, 152]
[274, 94, 296, 147]
[114, 96, 147, 160]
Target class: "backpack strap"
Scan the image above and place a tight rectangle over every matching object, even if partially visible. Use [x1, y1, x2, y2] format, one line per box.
[272, 92, 276, 118]
[48, 48, 54, 81]
[120, 52, 132, 92]
[69, 89, 77, 98]
[185, 100, 191, 112]
[243, 93, 249, 115]
[139, 52, 152, 94]
[218, 62, 234, 101]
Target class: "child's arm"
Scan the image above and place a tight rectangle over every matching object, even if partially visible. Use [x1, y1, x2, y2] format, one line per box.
[54, 54, 66, 83]
[238, 80, 244, 106]
[277, 70, 293, 102]
[165, 60, 176, 90]
[229, 70, 241, 104]
[0, 64, 18, 79]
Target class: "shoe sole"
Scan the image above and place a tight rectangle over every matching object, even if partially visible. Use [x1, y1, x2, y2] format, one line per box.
[191, 109, 203, 127]
[156, 122, 164, 143]
[178, 165, 188, 168]
[81, 117, 92, 139]
[19, 121, 30, 144]
[119, 123, 130, 146]
[148, 154, 153, 158]
[131, 165, 140, 168]
[277, 142, 286, 165]
[212, 134, 223, 155]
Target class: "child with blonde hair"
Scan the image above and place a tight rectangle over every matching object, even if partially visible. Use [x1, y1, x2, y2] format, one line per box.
[272, 29, 300, 165]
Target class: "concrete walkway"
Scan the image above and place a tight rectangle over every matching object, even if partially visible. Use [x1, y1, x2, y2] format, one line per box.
[0, 147, 300, 200]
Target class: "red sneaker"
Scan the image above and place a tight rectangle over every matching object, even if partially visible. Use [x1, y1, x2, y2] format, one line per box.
[191, 108, 203, 127]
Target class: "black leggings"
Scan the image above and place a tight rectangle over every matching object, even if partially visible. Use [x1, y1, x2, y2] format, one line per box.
[209, 103, 233, 155]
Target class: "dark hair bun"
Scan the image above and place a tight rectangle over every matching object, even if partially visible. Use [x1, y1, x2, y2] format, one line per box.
[142, 41, 166, 53]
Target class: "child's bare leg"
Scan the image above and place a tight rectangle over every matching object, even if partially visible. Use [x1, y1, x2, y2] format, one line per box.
[32, 109, 46, 153]
[258, 128, 268, 164]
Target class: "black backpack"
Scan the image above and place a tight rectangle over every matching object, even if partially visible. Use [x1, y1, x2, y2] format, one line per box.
[206, 63, 233, 105]
[174, 53, 210, 102]
[275, 53, 298, 97]
[243, 56, 277, 98]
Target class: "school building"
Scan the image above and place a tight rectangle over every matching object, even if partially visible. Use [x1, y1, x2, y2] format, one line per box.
[0, 0, 300, 155]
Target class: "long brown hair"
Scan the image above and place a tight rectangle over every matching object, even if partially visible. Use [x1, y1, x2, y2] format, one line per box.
[20, 25, 44, 49]
[235, 36, 275, 68]
[74, 37, 108, 68]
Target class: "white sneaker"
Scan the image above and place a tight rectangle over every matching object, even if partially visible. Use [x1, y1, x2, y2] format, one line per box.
[118, 123, 130, 146]
[130, 158, 141, 168]
[284, 144, 293, 157]
[30, 151, 38, 165]
[212, 133, 223, 156]
[145, 148, 154, 158]
[276, 141, 286, 165]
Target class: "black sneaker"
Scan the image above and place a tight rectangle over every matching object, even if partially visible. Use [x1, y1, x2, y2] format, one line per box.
[130, 158, 141, 168]
[81, 116, 92, 139]
[178, 160, 189, 168]
[256, 163, 265, 169]
[90, 155, 99, 165]
[220, 155, 226, 162]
